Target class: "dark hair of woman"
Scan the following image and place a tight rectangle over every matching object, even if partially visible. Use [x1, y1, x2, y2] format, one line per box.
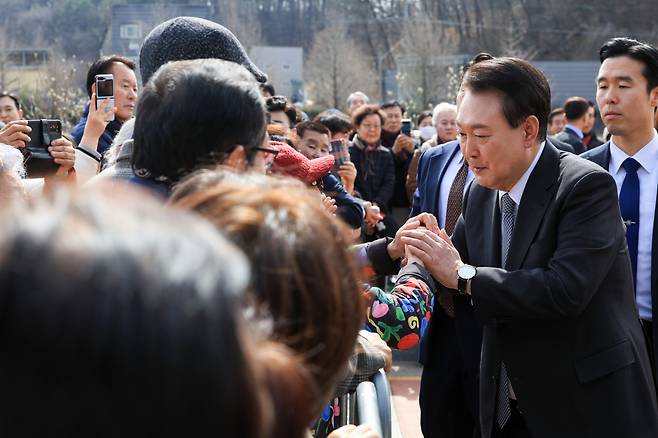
[0, 186, 286, 437]
[351, 104, 386, 128]
[131, 58, 267, 183]
[315, 110, 353, 136]
[416, 111, 433, 126]
[171, 171, 364, 415]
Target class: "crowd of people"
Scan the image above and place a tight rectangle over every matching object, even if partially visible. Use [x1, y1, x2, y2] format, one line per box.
[2, 13, 658, 438]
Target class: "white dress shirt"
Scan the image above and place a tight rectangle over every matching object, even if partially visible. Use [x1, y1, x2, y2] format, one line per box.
[564, 124, 584, 139]
[609, 132, 658, 321]
[438, 147, 475, 229]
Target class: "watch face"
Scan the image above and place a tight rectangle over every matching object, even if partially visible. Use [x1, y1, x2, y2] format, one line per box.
[459, 264, 477, 280]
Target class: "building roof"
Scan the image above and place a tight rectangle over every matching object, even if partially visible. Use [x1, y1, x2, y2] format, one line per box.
[533, 61, 600, 107]
[105, 4, 213, 60]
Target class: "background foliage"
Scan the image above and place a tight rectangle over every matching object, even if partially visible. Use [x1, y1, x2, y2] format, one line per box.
[1, 0, 657, 119]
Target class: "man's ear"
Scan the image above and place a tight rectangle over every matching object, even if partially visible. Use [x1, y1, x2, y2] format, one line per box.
[649, 86, 658, 109]
[224, 145, 247, 171]
[522, 115, 540, 147]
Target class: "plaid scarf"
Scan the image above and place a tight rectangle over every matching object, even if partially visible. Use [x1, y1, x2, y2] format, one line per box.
[352, 136, 381, 180]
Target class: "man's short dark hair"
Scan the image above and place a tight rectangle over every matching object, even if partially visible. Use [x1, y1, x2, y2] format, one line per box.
[85, 55, 135, 98]
[132, 59, 266, 183]
[462, 57, 551, 141]
[296, 121, 330, 139]
[0, 92, 20, 110]
[461, 53, 495, 81]
[265, 95, 300, 127]
[380, 101, 406, 114]
[563, 97, 590, 121]
[548, 107, 565, 124]
[315, 110, 353, 136]
[600, 37, 658, 93]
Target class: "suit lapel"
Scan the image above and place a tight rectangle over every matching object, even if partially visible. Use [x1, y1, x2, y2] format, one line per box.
[587, 142, 611, 169]
[505, 142, 560, 270]
[427, 142, 460, 216]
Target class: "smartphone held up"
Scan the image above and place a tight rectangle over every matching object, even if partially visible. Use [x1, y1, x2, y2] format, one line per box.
[401, 119, 412, 136]
[95, 74, 115, 122]
[329, 139, 350, 174]
[21, 119, 62, 178]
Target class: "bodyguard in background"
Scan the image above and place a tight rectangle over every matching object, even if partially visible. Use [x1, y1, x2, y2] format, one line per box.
[583, 37, 658, 383]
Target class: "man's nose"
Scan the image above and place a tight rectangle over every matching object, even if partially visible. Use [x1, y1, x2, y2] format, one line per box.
[462, 137, 476, 158]
[602, 88, 618, 105]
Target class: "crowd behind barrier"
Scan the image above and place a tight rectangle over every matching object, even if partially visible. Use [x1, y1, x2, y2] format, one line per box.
[2, 14, 658, 438]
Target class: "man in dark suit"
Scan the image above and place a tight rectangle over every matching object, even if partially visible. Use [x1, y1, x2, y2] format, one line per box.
[409, 52, 498, 438]
[582, 37, 658, 384]
[404, 56, 658, 437]
[554, 96, 595, 154]
[411, 139, 482, 438]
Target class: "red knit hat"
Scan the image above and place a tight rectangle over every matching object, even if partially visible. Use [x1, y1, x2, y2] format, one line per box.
[271, 144, 334, 184]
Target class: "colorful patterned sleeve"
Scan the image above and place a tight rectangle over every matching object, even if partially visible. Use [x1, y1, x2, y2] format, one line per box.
[363, 263, 435, 350]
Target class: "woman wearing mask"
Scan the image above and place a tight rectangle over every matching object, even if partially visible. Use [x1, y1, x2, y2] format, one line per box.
[405, 102, 458, 201]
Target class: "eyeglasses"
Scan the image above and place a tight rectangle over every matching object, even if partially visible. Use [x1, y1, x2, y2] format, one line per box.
[256, 146, 280, 168]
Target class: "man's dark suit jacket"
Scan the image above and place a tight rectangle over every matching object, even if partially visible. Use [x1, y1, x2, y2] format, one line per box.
[411, 140, 483, 438]
[547, 136, 576, 153]
[411, 140, 461, 218]
[554, 126, 586, 154]
[452, 140, 658, 438]
[582, 142, 658, 381]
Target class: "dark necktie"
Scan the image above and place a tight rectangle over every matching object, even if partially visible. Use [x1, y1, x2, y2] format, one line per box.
[619, 158, 641, 288]
[445, 160, 469, 235]
[438, 159, 469, 318]
[497, 193, 516, 429]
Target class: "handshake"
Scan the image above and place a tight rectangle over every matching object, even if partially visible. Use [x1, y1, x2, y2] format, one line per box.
[386, 213, 464, 290]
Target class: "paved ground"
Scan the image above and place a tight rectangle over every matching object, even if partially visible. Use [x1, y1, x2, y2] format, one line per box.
[389, 347, 423, 438]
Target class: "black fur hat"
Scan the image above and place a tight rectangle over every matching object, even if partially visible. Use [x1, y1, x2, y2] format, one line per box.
[139, 16, 267, 85]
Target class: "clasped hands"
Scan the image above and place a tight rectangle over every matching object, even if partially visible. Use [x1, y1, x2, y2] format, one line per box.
[386, 213, 464, 290]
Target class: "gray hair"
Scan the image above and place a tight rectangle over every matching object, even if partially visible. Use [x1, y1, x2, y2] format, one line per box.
[0, 143, 26, 179]
[103, 118, 135, 168]
[432, 102, 457, 124]
[346, 91, 369, 107]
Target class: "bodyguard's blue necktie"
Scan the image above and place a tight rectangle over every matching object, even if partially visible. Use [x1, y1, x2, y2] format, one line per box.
[619, 158, 641, 287]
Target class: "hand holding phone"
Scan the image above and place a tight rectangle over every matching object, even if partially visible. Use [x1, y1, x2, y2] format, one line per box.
[329, 139, 350, 168]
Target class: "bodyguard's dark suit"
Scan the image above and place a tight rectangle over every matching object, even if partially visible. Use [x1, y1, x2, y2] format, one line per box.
[411, 140, 482, 438]
[554, 126, 586, 154]
[583, 142, 658, 382]
[453, 141, 658, 437]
